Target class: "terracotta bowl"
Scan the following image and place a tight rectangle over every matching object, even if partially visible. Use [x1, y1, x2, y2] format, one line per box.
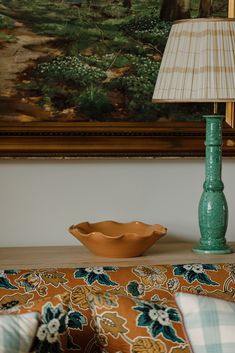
[68, 220, 167, 258]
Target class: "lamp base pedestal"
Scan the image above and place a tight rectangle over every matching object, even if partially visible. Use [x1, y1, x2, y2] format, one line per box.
[192, 115, 233, 255]
[192, 243, 232, 254]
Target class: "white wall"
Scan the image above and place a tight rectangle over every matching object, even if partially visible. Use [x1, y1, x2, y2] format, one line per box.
[0, 159, 234, 247]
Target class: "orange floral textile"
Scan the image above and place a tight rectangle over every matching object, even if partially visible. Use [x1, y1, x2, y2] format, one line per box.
[0, 294, 69, 352]
[88, 293, 191, 353]
[0, 263, 234, 353]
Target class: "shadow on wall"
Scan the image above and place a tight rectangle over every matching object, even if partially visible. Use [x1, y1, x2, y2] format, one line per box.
[160, 233, 196, 243]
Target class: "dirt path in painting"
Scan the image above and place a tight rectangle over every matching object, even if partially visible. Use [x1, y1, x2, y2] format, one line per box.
[0, 16, 60, 121]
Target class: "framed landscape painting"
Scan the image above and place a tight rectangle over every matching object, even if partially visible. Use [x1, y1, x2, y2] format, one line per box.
[0, 0, 235, 158]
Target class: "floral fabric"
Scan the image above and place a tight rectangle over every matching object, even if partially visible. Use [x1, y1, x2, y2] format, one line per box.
[88, 293, 189, 353]
[0, 294, 69, 353]
[0, 264, 234, 353]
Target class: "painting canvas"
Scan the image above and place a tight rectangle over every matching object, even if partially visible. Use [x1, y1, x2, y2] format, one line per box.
[0, 0, 234, 157]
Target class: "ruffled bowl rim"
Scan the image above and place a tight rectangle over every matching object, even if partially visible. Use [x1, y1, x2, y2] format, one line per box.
[69, 220, 167, 240]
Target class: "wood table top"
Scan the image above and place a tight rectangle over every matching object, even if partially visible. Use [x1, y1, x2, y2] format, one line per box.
[0, 242, 234, 269]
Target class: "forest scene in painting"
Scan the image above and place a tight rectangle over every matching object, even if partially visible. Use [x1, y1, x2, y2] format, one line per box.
[0, 0, 227, 123]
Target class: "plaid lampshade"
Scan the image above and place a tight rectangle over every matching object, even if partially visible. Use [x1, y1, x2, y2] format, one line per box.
[152, 18, 235, 103]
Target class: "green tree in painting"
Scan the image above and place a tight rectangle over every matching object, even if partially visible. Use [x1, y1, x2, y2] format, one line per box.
[0, 0, 228, 122]
[199, 0, 212, 17]
[123, 0, 132, 9]
[160, 0, 191, 21]
[198, 1, 227, 17]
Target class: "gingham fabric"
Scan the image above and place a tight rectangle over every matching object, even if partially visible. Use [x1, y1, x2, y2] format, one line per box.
[0, 312, 39, 353]
[175, 292, 235, 353]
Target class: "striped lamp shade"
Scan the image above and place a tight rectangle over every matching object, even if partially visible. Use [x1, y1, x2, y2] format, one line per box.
[152, 18, 235, 103]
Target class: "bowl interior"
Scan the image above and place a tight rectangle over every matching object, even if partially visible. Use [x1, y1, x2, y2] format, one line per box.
[76, 221, 159, 237]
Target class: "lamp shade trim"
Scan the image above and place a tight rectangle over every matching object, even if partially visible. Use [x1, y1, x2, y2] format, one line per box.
[152, 98, 235, 103]
[174, 18, 235, 23]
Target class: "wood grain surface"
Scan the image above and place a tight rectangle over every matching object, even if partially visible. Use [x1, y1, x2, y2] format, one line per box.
[0, 242, 234, 269]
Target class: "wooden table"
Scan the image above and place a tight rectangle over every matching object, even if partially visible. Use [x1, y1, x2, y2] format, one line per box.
[0, 242, 234, 269]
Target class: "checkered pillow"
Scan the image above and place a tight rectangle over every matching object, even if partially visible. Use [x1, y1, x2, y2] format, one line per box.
[0, 312, 39, 353]
[175, 292, 235, 353]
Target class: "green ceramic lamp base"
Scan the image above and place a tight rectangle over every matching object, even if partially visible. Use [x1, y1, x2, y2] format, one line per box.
[193, 243, 233, 254]
[192, 115, 232, 255]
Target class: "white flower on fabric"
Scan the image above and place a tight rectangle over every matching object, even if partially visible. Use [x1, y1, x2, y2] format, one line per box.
[85, 267, 104, 275]
[48, 318, 60, 334]
[37, 324, 48, 341]
[149, 308, 170, 326]
[157, 310, 170, 326]
[85, 267, 94, 273]
[183, 264, 204, 274]
[191, 264, 204, 274]
[149, 308, 159, 321]
[47, 331, 59, 343]
[183, 265, 193, 271]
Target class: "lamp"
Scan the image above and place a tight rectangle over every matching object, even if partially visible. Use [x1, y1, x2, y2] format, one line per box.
[152, 18, 235, 254]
